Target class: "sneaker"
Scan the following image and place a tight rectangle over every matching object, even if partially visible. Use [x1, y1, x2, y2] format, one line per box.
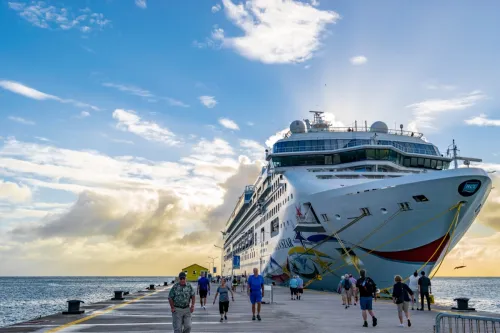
[398, 323, 404, 327]
[252, 315, 256, 321]
[220, 318, 223, 322]
[257, 314, 261, 321]
[345, 305, 348, 309]
[372, 317, 378, 327]
[224, 315, 227, 320]
[363, 321, 368, 327]
[408, 319, 412, 327]
[411, 307, 414, 310]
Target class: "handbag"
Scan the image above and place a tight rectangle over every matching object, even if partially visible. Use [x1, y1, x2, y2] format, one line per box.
[429, 294, 435, 304]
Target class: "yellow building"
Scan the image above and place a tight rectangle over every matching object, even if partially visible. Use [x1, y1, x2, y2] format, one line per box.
[181, 264, 209, 282]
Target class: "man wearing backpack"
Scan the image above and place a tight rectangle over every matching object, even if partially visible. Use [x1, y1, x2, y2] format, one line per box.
[355, 269, 378, 328]
[342, 274, 352, 309]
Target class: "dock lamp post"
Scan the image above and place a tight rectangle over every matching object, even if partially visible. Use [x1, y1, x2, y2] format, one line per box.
[208, 256, 218, 276]
[214, 245, 223, 276]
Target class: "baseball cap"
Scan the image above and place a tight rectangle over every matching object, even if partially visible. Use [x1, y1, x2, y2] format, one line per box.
[179, 272, 187, 279]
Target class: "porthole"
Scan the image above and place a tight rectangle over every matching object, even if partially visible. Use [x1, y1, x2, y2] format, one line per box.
[335, 214, 341, 220]
[380, 208, 388, 214]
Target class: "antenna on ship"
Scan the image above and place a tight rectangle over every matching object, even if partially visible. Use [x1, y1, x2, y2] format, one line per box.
[447, 139, 482, 168]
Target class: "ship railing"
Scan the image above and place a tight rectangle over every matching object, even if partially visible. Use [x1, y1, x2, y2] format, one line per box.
[283, 127, 424, 138]
[435, 313, 500, 333]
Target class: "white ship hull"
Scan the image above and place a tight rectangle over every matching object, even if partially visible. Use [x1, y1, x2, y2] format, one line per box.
[224, 167, 491, 291]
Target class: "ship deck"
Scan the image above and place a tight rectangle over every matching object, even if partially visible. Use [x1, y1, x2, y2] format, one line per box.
[1, 283, 497, 333]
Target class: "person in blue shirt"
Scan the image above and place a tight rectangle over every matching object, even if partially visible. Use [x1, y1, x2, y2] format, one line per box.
[247, 267, 264, 321]
[197, 272, 210, 310]
[289, 276, 298, 300]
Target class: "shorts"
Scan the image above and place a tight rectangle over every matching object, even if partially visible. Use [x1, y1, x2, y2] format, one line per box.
[342, 289, 350, 297]
[199, 290, 208, 298]
[297, 288, 303, 294]
[250, 292, 262, 304]
[290, 287, 297, 295]
[219, 301, 229, 314]
[360, 297, 373, 311]
[397, 301, 409, 314]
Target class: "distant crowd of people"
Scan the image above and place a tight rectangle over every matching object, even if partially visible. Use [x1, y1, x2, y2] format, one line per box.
[167, 267, 434, 332]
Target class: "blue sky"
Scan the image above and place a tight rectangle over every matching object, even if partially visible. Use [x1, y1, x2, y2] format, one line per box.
[1, 0, 500, 276]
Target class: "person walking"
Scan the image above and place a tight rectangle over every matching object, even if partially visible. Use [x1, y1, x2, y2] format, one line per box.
[349, 274, 358, 306]
[338, 276, 346, 306]
[197, 272, 210, 309]
[408, 271, 419, 310]
[247, 267, 264, 321]
[168, 272, 195, 333]
[342, 273, 352, 309]
[232, 276, 238, 292]
[213, 278, 234, 322]
[241, 275, 247, 292]
[392, 275, 414, 327]
[356, 269, 378, 327]
[289, 275, 298, 300]
[296, 275, 304, 300]
[418, 271, 432, 311]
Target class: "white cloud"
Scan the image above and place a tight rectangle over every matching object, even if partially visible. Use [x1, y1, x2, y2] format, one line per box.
[78, 111, 90, 118]
[0, 180, 32, 203]
[8, 116, 35, 125]
[135, 0, 147, 9]
[0, 80, 99, 110]
[310, 0, 320, 6]
[219, 118, 240, 130]
[215, 0, 340, 64]
[212, 3, 221, 13]
[240, 139, 266, 160]
[102, 82, 153, 98]
[8, 2, 110, 32]
[247, 121, 254, 126]
[323, 112, 346, 127]
[265, 128, 289, 148]
[34, 136, 51, 142]
[350, 55, 367, 65]
[193, 138, 234, 156]
[199, 95, 217, 108]
[103, 82, 189, 107]
[0, 80, 58, 100]
[112, 109, 179, 146]
[465, 114, 500, 127]
[406, 90, 486, 132]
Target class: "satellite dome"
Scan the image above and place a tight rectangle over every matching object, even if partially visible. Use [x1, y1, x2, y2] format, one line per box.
[370, 121, 388, 134]
[290, 120, 307, 134]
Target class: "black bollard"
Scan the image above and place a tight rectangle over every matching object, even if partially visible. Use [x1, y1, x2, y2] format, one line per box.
[164, 282, 168, 286]
[452, 297, 475, 311]
[63, 300, 84, 314]
[149, 284, 155, 290]
[171, 280, 175, 284]
[124, 291, 129, 295]
[111, 291, 124, 300]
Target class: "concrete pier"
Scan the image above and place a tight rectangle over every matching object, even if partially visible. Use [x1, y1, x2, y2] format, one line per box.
[1, 284, 497, 333]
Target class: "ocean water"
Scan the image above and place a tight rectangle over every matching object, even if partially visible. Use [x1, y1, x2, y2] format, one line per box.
[0, 276, 175, 328]
[0, 277, 499, 328]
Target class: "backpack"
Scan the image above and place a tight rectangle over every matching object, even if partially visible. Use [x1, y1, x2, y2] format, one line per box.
[361, 277, 375, 295]
[343, 278, 351, 290]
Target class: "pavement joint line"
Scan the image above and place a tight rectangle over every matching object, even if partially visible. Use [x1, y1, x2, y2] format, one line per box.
[45, 288, 168, 333]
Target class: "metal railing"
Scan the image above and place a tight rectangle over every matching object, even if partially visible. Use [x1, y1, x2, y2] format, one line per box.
[435, 313, 500, 333]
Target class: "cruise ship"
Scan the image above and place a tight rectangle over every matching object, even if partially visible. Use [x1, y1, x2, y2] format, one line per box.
[221, 111, 492, 292]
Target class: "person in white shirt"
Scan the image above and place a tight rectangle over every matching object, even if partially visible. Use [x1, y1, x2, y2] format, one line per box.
[408, 271, 420, 310]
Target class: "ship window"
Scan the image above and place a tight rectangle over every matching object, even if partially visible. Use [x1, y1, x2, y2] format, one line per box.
[271, 218, 279, 237]
[436, 160, 443, 170]
[413, 195, 429, 202]
[418, 157, 425, 167]
[403, 157, 410, 167]
[424, 158, 431, 168]
[431, 159, 437, 168]
[325, 155, 333, 164]
[411, 157, 418, 167]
